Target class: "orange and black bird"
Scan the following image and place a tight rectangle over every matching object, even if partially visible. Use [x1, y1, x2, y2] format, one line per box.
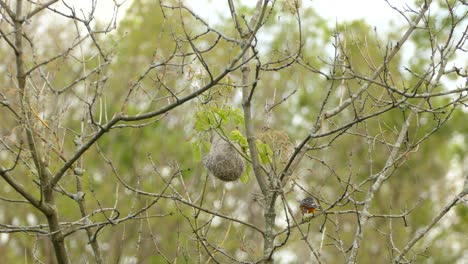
[299, 197, 319, 215]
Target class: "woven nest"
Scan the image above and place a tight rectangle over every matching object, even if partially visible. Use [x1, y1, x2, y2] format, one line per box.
[203, 136, 245, 181]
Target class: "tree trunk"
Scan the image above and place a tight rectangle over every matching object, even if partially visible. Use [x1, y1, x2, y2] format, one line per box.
[263, 194, 277, 263]
[13, 1, 70, 262]
[236, 1, 275, 262]
[45, 207, 70, 264]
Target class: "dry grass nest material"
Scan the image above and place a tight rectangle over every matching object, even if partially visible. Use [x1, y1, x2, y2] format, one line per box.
[203, 136, 245, 181]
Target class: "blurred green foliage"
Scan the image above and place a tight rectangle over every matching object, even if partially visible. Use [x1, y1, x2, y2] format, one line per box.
[0, 0, 466, 263]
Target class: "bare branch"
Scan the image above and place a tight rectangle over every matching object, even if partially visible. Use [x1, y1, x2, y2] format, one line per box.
[393, 190, 467, 263]
[26, 0, 59, 19]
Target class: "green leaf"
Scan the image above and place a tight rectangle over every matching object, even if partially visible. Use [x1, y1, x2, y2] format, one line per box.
[201, 139, 211, 153]
[240, 163, 251, 183]
[229, 130, 248, 148]
[215, 107, 229, 120]
[192, 141, 201, 162]
[231, 108, 245, 126]
[256, 140, 273, 165]
[194, 111, 211, 131]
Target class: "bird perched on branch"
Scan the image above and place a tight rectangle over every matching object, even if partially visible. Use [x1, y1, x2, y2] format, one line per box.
[299, 197, 319, 215]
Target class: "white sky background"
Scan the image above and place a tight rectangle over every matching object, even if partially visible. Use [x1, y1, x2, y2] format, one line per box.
[89, 0, 419, 64]
[90, 0, 411, 31]
[183, 0, 410, 29]
[87, 0, 438, 73]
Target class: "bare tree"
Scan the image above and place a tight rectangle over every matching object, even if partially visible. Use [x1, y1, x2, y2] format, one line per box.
[0, 0, 467, 263]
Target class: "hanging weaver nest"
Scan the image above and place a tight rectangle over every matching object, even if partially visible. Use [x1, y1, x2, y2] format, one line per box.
[203, 136, 245, 181]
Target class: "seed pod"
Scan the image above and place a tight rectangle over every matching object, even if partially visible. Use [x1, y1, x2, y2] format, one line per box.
[203, 136, 245, 181]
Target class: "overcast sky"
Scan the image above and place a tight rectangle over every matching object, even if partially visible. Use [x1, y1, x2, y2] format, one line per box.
[185, 0, 410, 30]
[91, 0, 411, 31]
[82, 0, 465, 88]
